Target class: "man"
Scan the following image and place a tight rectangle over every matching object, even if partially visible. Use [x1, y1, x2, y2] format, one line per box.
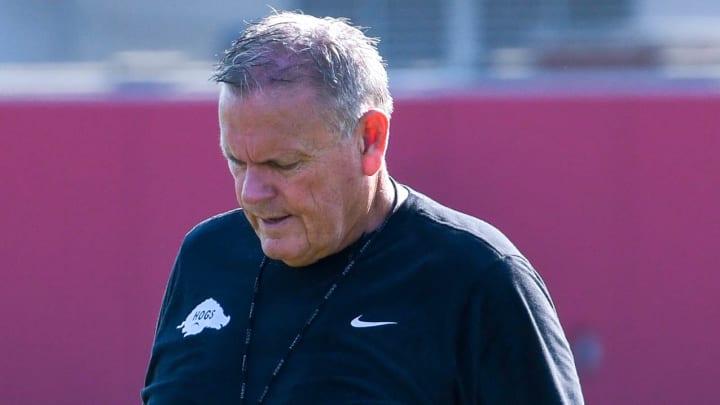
[142, 11, 584, 405]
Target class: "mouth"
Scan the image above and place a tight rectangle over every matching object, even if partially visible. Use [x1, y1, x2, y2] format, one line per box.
[260, 215, 291, 226]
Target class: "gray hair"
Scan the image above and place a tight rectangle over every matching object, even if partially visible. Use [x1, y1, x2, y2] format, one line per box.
[212, 11, 393, 137]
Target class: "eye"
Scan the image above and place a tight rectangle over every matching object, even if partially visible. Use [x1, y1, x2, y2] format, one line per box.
[227, 156, 247, 169]
[270, 161, 301, 171]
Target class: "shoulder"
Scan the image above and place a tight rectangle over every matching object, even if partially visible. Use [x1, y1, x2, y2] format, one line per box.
[180, 208, 257, 254]
[396, 186, 523, 265]
[185, 208, 249, 237]
[388, 186, 549, 299]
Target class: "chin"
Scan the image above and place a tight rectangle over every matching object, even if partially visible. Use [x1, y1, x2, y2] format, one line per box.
[261, 243, 304, 267]
[274, 255, 312, 268]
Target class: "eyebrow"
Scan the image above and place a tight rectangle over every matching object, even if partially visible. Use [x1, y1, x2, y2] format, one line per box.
[221, 143, 305, 166]
[221, 143, 241, 162]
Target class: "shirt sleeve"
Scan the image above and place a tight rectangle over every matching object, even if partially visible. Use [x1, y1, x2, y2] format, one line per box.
[141, 246, 184, 404]
[467, 255, 584, 404]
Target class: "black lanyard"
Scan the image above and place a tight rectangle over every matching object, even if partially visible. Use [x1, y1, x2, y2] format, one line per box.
[239, 180, 399, 404]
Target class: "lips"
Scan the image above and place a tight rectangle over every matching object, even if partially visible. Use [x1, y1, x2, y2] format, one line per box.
[261, 215, 290, 225]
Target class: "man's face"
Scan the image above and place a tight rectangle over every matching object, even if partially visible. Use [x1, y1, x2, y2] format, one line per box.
[219, 84, 371, 267]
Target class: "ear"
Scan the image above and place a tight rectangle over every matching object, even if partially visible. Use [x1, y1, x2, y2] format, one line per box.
[357, 109, 390, 176]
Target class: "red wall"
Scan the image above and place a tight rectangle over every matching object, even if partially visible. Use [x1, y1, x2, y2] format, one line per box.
[1, 94, 719, 404]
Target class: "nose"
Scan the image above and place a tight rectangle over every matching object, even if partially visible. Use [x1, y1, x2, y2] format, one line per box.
[240, 165, 275, 206]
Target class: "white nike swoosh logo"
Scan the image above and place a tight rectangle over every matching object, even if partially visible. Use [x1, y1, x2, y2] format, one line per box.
[351, 315, 397, 328]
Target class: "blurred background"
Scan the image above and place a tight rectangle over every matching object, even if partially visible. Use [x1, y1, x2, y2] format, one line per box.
[3, 0, 720, 95]
[1, 0, 719, 404]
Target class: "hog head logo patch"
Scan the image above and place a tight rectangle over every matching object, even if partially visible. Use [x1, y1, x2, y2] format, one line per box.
[177, 298, 231, 337]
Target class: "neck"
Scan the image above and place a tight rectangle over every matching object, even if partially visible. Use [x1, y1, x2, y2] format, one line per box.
[363, 172, 402, 234]
[321, 172, 403, 266]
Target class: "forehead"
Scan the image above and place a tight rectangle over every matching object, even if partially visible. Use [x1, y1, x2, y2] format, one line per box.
[219, 82, 325, 122]
[219, 84, 339, 156]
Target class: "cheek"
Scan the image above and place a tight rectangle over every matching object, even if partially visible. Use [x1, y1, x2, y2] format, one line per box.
[305, 184, 347, 224]
[288, 183, 328, 217]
